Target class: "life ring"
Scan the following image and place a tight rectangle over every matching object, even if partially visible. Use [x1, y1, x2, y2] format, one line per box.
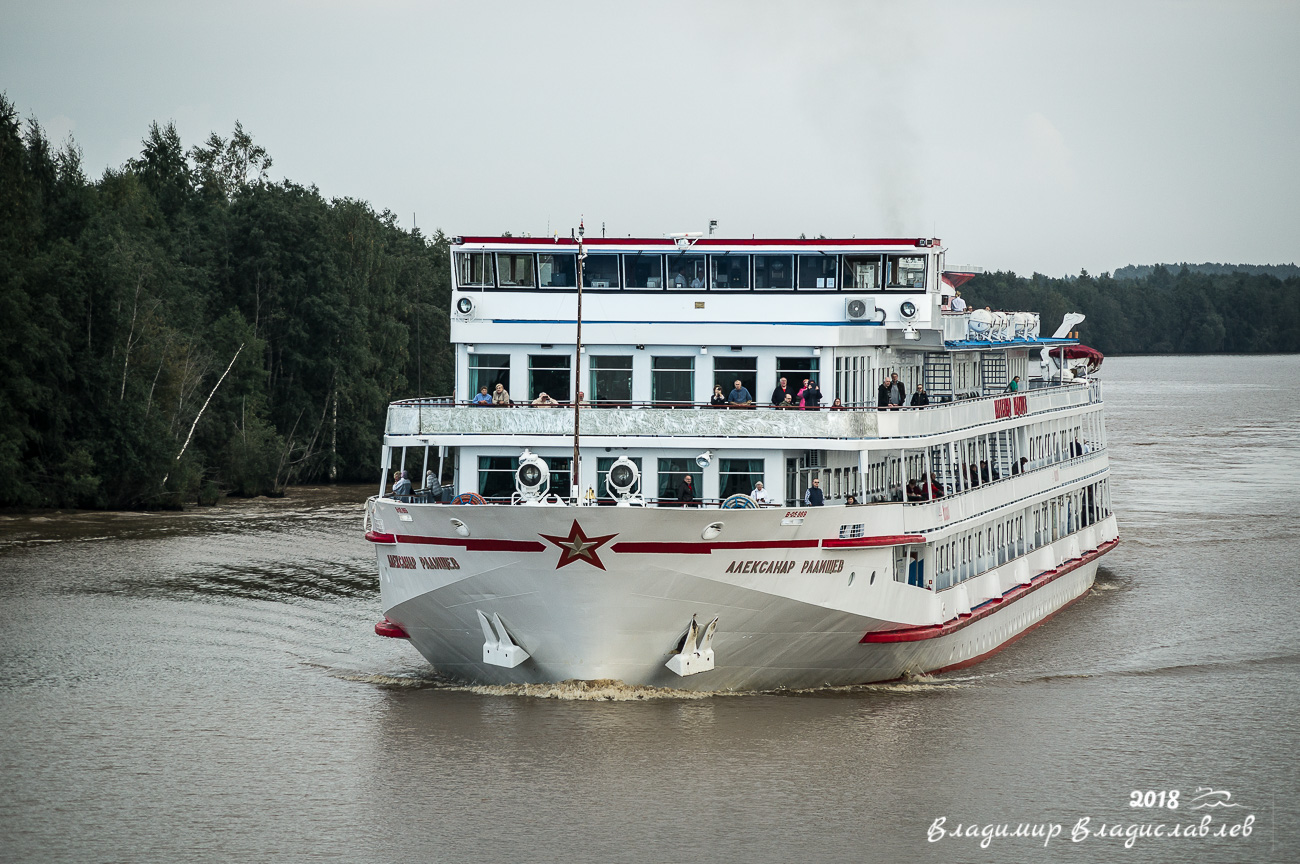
[721, 494, 759, 510]
[450, 492, 486, 505]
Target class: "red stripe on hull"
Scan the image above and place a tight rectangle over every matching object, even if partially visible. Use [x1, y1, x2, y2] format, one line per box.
[364, 531, 545, 552]
[611, 539, 822, 555]
[822, 534, 925, 549]
[930, 584, 1093, 675]
[861, 538, 1119, 643]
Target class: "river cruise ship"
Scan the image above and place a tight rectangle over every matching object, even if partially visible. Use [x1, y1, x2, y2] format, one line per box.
[364, 233, 1119, 691]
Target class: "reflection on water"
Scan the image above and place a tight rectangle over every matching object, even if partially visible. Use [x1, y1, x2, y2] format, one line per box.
[2, 361, 1298, 863]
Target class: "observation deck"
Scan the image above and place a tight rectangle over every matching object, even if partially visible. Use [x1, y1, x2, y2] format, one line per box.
[385, 379, 1102, 447]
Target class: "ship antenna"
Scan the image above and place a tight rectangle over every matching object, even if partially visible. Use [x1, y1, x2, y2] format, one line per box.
[572, 219, 586, 503]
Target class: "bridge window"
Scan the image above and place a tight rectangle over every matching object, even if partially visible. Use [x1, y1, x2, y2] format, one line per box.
[546, 456, 572, 500]
[652, 356, 694, 405]
[710, 254, 750, 289]
[468, 353, 510, 398]
[754, 255, 793, 289]
[842, 255, 881, 291]
[720, 458, 764, 499]
[887, 255, 926, 290]
[589, 355, 633, 405]
[456, 252, 494, 288]
[623, 253, 663, 288]
[666, 253, 706, 290]
[528, 355, 571, 401]
[798, 254, 838, 289]
[496, 253, 535, 287]
[538, 253, 577, 288]
[582, 253, 621, 288]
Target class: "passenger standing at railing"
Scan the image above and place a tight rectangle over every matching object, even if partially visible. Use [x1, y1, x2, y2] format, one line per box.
[710, 384, 727, 406]
[728, 380, 753, 406]
[393, 470, 412, 501]
[951, 291, 967, 312]
[752, 482, 771, 505]
[1006, 376, 1020, 393]
[805, 477, 824, 506]
[492, 383, 511, 405]
[770, 377, 791, 406]
[804, 380, 822, 410]
[471, 386, 492, 404]
[677, 475, 696, 507]
[532, 392, 559, 407]
[887, 373, 906, 408]
[877, 376, 891, 407]
[910, 384, 929, 406]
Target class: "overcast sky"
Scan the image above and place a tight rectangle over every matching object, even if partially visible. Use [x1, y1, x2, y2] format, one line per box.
[4, 0, 1297, 275]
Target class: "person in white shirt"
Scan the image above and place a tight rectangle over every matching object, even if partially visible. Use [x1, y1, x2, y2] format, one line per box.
[751, 482, 771, 505]
[951, 291, 967, 312]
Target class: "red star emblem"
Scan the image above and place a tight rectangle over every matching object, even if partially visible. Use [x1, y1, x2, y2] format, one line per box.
[539, 520, 618, 570]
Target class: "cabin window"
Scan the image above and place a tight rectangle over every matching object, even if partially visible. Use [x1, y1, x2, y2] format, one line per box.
[596, 456, 643, 501]
[456, 252, 495, 288]
[842, 255, 881, 291]
[528, 355, 571, 401]
[546, 456, 572, 500]
[713, 356, 757, 400]
[887, 255, 926, 290]
[468, 353, 510, 399]
[710, 254, 750, 289]
[776, 358, 820, 397]
[538, 253, 577, 288]
[797, 254, 838, 289]
[719, 458, 764, 499]
[589, 355, 633, 405]
[624, 253, 663, 288]
[477, 456, 518, 500]
[652, 356, 694, 405]
[496, 253, 535, 287]
[754, 255, 793, 289]
[666, 254, 707, 290]
[582, 254, 621, 288]
[657, 458, 695, 502]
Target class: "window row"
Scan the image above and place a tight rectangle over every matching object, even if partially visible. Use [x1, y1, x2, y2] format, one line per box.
[468, 353, 820, 405]
[475, 455, 765, 503]
[455, 251, 927, 292]
[930, 478, 1113, 591]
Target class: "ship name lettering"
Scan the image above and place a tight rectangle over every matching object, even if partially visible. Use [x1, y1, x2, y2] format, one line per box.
[418, 555, 461, 571]
[725, 559, 796, 574]
[784, 510, 807, 518]
[801, 559, 845, 574]
[386, 554, 418, 570]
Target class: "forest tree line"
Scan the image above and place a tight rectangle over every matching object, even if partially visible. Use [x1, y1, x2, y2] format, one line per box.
[3, 95, 1298, 509]
[963, 266, 1299, 356]
[1, 96, 451, 509]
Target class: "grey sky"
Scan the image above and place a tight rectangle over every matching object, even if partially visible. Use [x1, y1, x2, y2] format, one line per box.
[4, 0, 1297, 276]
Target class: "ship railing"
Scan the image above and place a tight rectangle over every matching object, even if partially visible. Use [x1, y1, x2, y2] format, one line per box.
[386, 380, 1101, 440]
[391, 379, 1099, 413]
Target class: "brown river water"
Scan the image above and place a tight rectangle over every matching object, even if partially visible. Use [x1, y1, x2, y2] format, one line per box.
[1, 354, 1297, 863]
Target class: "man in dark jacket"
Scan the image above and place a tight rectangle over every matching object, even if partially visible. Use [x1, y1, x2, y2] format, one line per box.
[804, 477, 824, 506]
[911, 384, 929, 406]
[770, 377, 791, 406]
[677, 474, 696, 507]
[877, 376, 891, 407]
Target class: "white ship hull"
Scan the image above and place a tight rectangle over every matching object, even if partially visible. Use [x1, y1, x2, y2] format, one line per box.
[369, 499, 1118, 691]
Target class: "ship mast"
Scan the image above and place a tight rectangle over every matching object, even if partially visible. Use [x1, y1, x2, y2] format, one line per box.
[572, 220, 586, 503]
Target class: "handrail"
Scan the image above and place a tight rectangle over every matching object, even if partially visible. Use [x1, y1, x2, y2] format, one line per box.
[390, 378, 1100, 413]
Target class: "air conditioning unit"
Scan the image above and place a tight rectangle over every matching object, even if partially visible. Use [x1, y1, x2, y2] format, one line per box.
[846, 298, 875, 321]
[805, 450, 821, 468]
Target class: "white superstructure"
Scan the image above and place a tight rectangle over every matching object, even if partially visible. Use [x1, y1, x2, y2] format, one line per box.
[365, 234, 1118, 690]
